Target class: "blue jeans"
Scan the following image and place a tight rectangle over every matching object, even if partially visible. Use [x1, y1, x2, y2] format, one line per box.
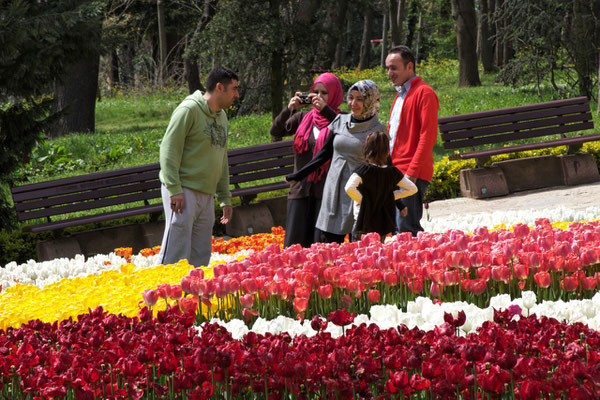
[396, 179, 429, 237]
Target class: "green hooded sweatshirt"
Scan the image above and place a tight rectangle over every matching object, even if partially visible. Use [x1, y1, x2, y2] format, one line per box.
[159, 91, 231, 206]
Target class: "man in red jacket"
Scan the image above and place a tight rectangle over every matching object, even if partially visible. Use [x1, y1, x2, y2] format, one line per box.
[385, 46, 439, 236]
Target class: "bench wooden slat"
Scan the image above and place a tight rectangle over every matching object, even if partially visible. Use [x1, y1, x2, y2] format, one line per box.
[439, 103, 590, 134]
[231, 182, 289, 198]
[438, 96, 589, 125]
[449, 133, 600, 160]
[227, 140, 293, 157]
[444, 120, 595, 149]
[230, 166, 294, 185]
[25, 204, 164, 233]
[440, 105, 591, 140]
[229, 155, 294, 176]
[12, 171, 160, 203]
[10, 164, 160, 194]
[17, 189, 161, 221]
[11, 139, 297, 232]
[14, 180, 162, 212]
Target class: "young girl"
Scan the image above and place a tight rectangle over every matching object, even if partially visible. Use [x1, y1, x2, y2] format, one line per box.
[344, 130, 418, 241]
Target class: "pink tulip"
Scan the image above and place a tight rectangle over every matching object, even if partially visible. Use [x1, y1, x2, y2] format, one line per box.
[293, 297, 308, 314]
[142, 289, 159, 307]
[430, 282, 443, 297]
[240, 294, 255, 309]
[241, 278, 258, 294]
[169, 285, 183, 300]
[180, 276, 192, 294]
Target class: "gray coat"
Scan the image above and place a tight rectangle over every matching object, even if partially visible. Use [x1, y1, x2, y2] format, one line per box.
[316, 114, 387, 235]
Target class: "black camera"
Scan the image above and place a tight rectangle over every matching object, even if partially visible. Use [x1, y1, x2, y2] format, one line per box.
[298, 94, 312, 105]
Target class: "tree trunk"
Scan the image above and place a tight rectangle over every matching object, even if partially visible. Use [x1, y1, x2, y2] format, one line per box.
[269, 0, 284, 119]
[389, 0, 407, 46]
[51, 53, 100, 137]
[477, 0, 495, 72]
[358, 6, 373, 70]
[451, 0, 481, 87]
[157, 0, 168, 86]
[380, 8, 389, 69]
[572, 0, 594, 98]
[322, 0, 348, 70]
[184, 56, 203, 94]
[493, 0, 504, 67]
[486, 0, 496, 68]
[107, 50, 120, 92]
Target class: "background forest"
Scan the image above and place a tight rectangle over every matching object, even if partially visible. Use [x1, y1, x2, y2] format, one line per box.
[0, 0, 599, 262]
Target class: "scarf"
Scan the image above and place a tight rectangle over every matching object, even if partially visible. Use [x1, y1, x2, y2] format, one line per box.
[293, 72, 343, 183]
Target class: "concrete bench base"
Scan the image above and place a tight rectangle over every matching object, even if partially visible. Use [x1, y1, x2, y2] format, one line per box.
[459, 153, 600, 199]
[226, 196, 288, 237]
[37, 221, 165, 262]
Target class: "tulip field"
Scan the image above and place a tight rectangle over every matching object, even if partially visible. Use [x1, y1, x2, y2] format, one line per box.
[3, 218, 600, 399]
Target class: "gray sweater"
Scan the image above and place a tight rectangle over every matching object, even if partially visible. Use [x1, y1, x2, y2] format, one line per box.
[287, 113, 387, 235]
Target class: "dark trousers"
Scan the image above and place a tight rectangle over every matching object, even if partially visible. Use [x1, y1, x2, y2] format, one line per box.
[316, 229, 347, 244]
[284, 197, 321, 248]
[396, 179, 429, 237]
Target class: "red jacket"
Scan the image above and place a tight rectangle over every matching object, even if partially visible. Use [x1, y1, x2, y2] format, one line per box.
[389, 77, 439, 182]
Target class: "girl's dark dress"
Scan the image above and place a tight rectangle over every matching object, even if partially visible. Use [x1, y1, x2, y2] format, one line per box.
[352, 164, 404, 238]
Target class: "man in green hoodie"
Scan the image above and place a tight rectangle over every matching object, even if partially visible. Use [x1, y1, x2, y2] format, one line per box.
[158, 66, 239, 268]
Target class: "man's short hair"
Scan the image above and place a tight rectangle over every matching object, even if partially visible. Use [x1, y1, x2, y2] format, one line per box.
[206, 67, 238, 92]
[388, 45, 416, 72]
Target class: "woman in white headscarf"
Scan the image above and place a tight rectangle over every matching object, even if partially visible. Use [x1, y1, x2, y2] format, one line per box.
[286, 80, 386, 243]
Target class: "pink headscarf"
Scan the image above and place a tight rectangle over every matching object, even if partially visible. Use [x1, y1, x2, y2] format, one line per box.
[292, 73, 343, 183]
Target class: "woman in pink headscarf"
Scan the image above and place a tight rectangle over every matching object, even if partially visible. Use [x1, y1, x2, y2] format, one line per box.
[270, 73, 344, 247]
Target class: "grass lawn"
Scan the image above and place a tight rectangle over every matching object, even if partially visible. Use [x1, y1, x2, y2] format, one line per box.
[14, 60, 599, 185]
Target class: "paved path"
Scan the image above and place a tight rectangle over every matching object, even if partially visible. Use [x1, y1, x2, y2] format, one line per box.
[427, 182, 600, 220]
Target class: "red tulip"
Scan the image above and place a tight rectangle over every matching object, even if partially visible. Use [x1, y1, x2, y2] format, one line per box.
[477, 266, 491, 280]
[383, 271, 398, 286]
[478, 365, 510, 394]
[294, 285, 311, 299]
[156, 284, 171, 299]
[169, 285, 183, 300]
[513, 263, 529, 280]
[582, 274, 596, 291]
[408, 278, 423, 294]
[512, 223, 530, 239]
[179, 297, 198, 314]
[468, 278, 487, 295]
[491, 266, 511, 283]
[409, 374, 431, 391]
[189, 268, 204, 279]
[368, 289, 381, 303]
[534, 271, 551, 288]
[318, 284, 333, 299]
[561, 275, 579, 292]
[328, 309, 356, 327]
[293, 297, 308, 314]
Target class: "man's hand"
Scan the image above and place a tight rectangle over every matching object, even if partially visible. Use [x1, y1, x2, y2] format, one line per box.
[221, 205, 233, 224]
[170, 193, 185, 214]
[400, 206, 408, 217]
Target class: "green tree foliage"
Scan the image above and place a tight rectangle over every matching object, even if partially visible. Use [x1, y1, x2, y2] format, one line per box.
[495, 0, 600, 98]
[189, 0, 327, 117]
[0, 0, 104, 227]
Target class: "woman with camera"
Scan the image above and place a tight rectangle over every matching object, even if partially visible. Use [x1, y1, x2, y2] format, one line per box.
[286, 80, 385, 244]
[270, 72, 343, 247]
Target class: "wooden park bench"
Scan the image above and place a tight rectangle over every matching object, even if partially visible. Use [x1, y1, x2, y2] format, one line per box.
[438, 97, 600, 198]
[11, 140, 294, 233]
